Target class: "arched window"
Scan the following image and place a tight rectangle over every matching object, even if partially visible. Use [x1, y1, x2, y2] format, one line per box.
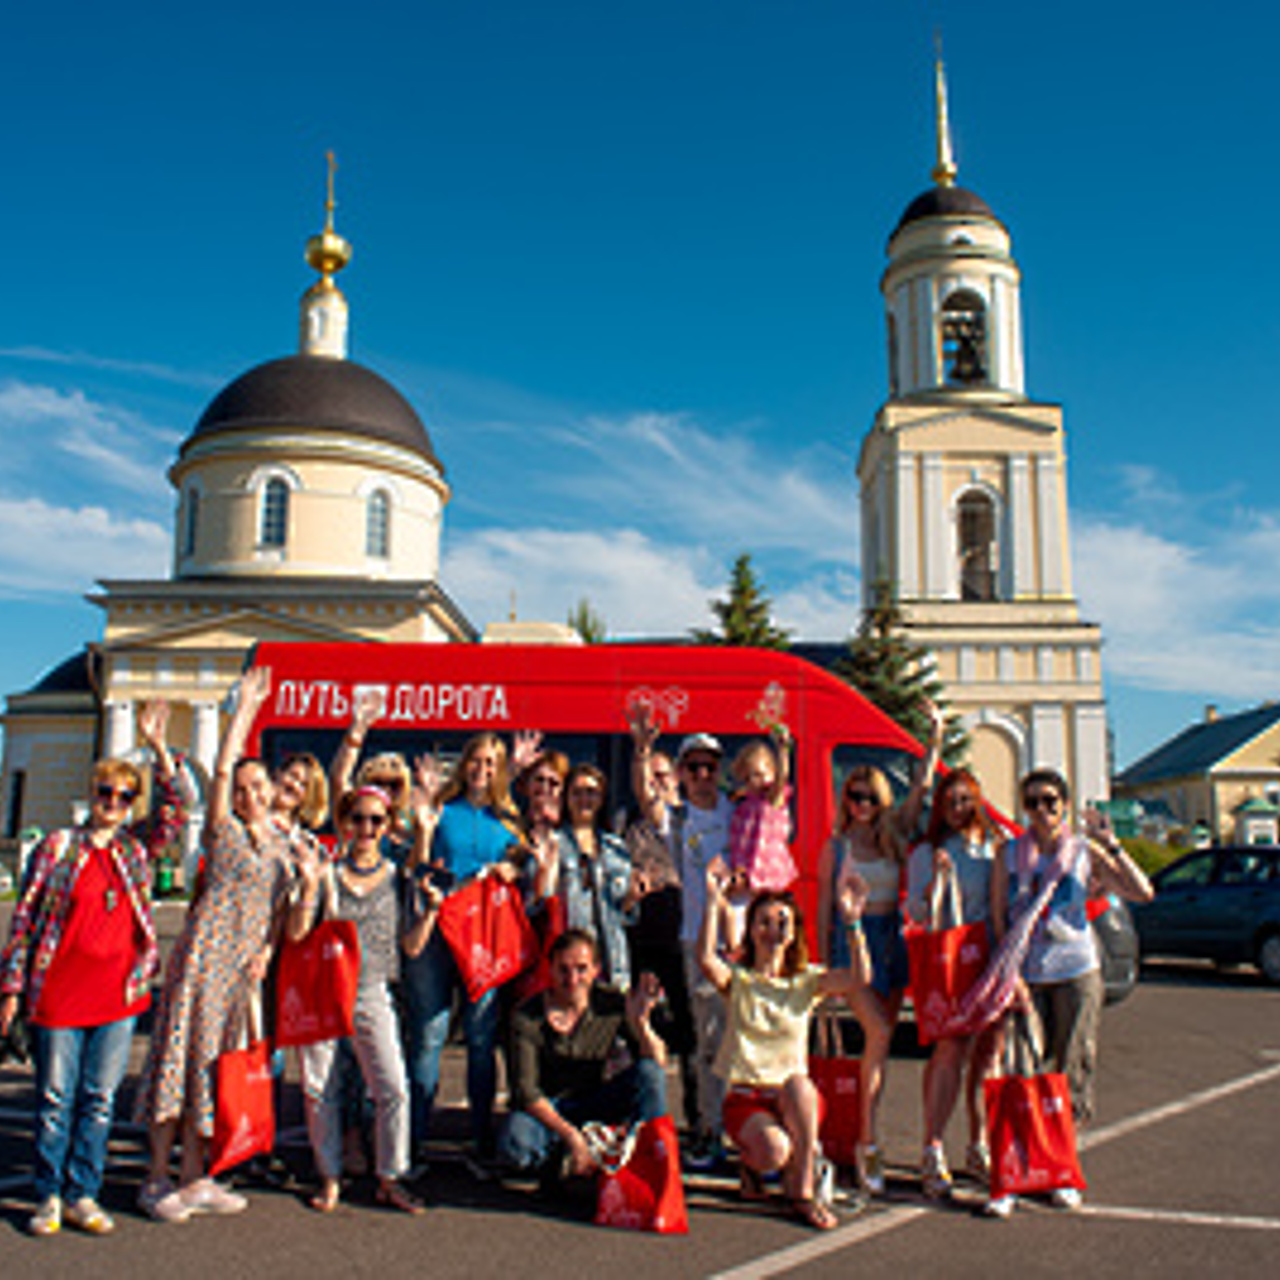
[940, 288, 987, 386]
[886, 314, 900, 399]
[183, 488, 199, 557]
[260, 478, 289, 549]
[957, 490, 998, 601]
[366, 489, 390, 558]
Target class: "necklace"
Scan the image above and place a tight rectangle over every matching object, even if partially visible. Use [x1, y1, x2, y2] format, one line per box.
[345, 854, 385, 877]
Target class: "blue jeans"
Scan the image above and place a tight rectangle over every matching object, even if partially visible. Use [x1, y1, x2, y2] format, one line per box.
[402, 931, 499, 1151]
[499, 1058, 668, 1173]
[31, 1017, 136, 1203]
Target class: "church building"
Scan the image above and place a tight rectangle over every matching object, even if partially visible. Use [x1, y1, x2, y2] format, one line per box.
[1, 168, 474, 847]
[857, 60, 1109, 815]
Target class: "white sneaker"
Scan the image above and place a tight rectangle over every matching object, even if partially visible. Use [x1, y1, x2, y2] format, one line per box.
[965, 1140, 991, 1184]
[28, 1195, 62, 1237]
[921, 1144, 953, 1200]
[64, 1196, 116, 1235]
[180, 1178, 248, 1216]
[983, 1193, 1017, 1219]
[139, 1177, 191, 1224]
[1051, 1186, 1083, 1210]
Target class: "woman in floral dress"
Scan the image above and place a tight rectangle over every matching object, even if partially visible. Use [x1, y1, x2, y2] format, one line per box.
[136, 667, 293, 1222]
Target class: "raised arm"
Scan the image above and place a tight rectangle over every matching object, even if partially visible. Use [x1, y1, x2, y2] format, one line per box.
[1083, 807, 1154, 904]
[329, 687, 383, 805]
[406, 754, 443, 871]
[769, 724, 791, 807]
[816, 869, 872, 996]
[625, 970, 669, 1067]
[135, 700, 187, 856]
[626, 703, 666, 829]
[206, 667, 272, 838]
[895, 697, 944, 840]
[698, 856, 733, 994]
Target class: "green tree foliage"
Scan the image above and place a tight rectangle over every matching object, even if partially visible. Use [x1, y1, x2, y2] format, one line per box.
[567, 597, 607, 644]
[835, 578, 968, 763]
[692, 554, 791, 649]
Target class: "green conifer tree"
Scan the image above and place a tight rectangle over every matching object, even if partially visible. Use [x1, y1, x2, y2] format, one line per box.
[567, 597, 607, 644]
[835, 578, 968, 763]
[691, 553, 791, 649]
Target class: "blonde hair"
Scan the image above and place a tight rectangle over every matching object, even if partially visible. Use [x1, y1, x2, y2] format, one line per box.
[436, 733, 521, 830]
[356, 752, 411, 796]
[835, 764, 901, 861]
[278, 753, 330, 831]
[731, 739, 778, 788]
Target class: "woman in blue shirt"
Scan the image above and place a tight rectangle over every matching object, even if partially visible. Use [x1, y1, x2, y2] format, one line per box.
[402, 733, 524, 1167]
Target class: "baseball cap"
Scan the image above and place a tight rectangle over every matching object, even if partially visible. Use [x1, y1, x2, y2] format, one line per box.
[677, 733, 724, 763]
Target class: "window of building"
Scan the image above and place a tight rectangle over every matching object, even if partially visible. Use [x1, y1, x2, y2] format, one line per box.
[5, 769, 25, 839]
[957, 490, 997, 601]
[886, 314, 900, 399]
[260, 478, 289, 549]
[183, 488, 199, 557]
[366, 489, 390, 558]
[940, 288, 987, 386]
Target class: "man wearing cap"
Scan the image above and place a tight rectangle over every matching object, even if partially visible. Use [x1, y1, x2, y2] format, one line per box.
[628, 708, 732, 1168]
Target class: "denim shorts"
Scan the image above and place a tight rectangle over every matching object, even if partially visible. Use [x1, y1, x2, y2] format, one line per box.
[861, 910, 909, 998]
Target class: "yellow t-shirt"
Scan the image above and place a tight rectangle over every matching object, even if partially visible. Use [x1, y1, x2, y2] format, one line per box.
[713, 965, 825, 1087]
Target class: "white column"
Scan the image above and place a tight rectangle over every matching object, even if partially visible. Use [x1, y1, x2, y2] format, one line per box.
[1006, 454, 1033, 597]
[190, 700, 221, 779]
[1036, 454, 1067, 596]
[103, 700, 135, 758]
[989, 277, 1007, 391]
[1072, 703, 1111, 807]
[915, 277, 934, 391]
[895, 454, 919, 597]
[1029, 702, 1066, 773]
[921, 453, 947, 598]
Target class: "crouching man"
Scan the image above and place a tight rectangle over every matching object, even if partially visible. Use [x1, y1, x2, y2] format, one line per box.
[501, 928, 668, 1181]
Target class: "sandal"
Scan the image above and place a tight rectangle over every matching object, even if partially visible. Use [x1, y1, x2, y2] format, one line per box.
[791, 1196, 838, 1231]
[739, 1163, 769, 1202]
[375, 1179, 426, 1215]
[309, 1180, 341, 1213]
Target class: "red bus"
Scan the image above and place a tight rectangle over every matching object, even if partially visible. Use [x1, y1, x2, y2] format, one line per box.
[244, 640, 927, 933]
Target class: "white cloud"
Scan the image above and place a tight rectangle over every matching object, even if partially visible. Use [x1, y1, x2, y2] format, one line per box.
[0, 345, 222, 389]
[1075, 512, 1280, 699]
[0, 498, 169, 593]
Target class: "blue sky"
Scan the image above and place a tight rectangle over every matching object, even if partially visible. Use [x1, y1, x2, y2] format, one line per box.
[1, 0, 1277, 768]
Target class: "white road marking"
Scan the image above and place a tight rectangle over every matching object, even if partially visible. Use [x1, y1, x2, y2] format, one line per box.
[707, 1206, 927, 1280]
[1078, 1204, 1280, 1232]
[1078, 1060, 1280, 1153]
[708, 1058, 1280, 1278]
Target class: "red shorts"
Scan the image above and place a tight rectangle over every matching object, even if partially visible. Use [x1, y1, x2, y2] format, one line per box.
[722, 1085, 825, 1149]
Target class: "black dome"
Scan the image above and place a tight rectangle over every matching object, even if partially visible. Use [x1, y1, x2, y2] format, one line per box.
[894, 185, 999, 235]
[27, 649, 95, 696]
[182, 355, 443, 472]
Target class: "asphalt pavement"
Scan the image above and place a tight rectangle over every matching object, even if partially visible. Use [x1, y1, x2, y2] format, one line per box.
[1, 901, 1278, 1279]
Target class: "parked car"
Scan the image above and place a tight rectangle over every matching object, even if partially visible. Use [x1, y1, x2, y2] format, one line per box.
[1131, 845, 1280, 984]
[1091, 893, 1140, 1003]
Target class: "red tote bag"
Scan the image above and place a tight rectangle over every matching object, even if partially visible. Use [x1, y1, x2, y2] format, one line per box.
[594, 1114, 688, 1235]
[438, 874, 538, 1002]
[210, 1039, 275, 1176]
[808, 1009, 860, 1167]
[906, 865, 991, 1047]
[510, 894, 567, 1005]
[983, 1013, 1086, 1199]
[275, 919, 361, 1048]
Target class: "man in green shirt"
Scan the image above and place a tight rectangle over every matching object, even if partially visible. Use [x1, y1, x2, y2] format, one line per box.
[502, 929, 668, 1179]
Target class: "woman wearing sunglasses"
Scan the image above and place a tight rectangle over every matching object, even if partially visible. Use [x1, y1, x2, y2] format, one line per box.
[905, 768, 1003, 1198]
[289, 785, 437, 1213]
[0, 701, 184, 1237]
[983, 768, 1153, 1217]
[814, 700, 944, 1195]
[137, 667, 295, 1223]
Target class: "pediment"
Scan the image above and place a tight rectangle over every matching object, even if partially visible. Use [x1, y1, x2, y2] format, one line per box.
[101, 605, 377, 652]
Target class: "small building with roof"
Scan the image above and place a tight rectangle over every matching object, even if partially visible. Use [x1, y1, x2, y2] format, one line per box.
[1112, 703, 1280, 844]
[1, 162, 473, 851]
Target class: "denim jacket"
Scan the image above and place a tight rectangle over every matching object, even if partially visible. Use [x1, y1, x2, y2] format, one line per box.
[554, 828, 637, 989]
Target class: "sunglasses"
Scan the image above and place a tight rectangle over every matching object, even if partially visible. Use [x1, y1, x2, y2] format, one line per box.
[96, 784, 138, 806]
[844, 789, 878, 806]
[351, 811, 388, 829]
[530, 774, 563, 791]
[569, 785, 602, 800]
[683, 760, 718, 777]
[1024, 793, 1062, 813]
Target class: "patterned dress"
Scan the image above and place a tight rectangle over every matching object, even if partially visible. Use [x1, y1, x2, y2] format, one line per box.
[136, 816, 291, 1135]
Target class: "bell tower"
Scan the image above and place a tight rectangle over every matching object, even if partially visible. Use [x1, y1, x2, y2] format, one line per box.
[857, 54, 1108, 814]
